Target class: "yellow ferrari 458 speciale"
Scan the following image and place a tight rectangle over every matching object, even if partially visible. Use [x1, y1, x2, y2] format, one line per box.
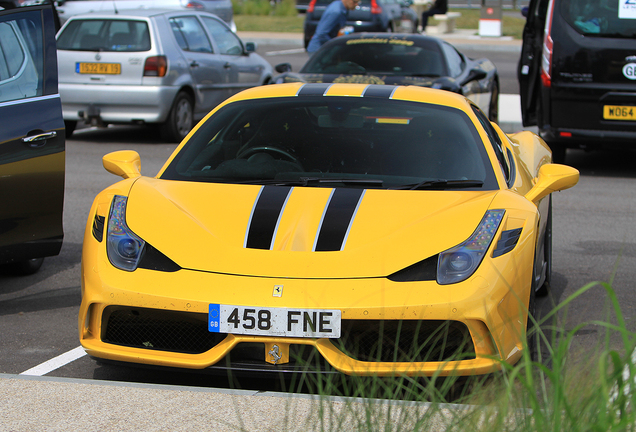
[79, 83, 579, 377]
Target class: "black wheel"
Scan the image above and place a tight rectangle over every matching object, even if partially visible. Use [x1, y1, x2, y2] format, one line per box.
[536, 197, 552, 297]
[2, 257, 44, 275]
[64, 120, 77, 139]
[488, 80, 499, 123]
[549, 142, 566, 164]
[160, 92, 193, 143]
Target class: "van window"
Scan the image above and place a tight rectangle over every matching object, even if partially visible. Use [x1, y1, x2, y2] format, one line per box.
[561, 0, 636, 38]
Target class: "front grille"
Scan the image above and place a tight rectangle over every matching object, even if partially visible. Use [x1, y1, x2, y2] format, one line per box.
[334, 320, 475, 362]
[102, 307, 226, 354]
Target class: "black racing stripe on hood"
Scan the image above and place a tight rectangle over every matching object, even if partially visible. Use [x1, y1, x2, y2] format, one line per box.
[297, 83, 332, 96]
[245, 186, 292, 250]
[314, 188, 365, 252]
[362, 85, 398, 98]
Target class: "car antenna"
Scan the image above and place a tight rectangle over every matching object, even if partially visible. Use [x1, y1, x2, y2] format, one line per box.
[113, 0, 118, 14]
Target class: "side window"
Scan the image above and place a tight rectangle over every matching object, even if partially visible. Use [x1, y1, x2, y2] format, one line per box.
[169, 16, 213, 53]
[441, 42, 464, 77]
[472, 106, 512, 185]
[201, 16, 243, 56]
[0, 11, 43, 103]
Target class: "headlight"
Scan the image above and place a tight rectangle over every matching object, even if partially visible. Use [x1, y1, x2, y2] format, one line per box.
[106, 195, 145, 271]
[437, 209, 505, 285]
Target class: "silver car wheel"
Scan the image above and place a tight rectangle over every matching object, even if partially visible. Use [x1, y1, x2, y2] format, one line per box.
[161, 92, 194, 142]
[174, 96, 193, 137]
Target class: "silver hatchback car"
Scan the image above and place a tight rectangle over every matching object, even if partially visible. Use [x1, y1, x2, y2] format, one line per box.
[57, 9, 273, 142]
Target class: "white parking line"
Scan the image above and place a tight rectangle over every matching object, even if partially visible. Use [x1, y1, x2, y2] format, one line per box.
[20, 346, 87, 376]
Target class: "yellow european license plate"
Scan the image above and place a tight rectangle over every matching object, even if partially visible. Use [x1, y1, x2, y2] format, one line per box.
[77, 62, 121, 74]
[603, 105, 636, 121]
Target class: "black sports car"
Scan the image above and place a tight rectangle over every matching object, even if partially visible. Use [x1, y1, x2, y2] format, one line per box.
[274, 33, 500, 122]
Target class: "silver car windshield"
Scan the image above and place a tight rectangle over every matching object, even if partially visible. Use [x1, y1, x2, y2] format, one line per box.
[161, 97, 498, 191]
[57, 19, 150, 52]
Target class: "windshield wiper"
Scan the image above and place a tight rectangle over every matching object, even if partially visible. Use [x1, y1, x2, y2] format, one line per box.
[391, 179, 484, 190]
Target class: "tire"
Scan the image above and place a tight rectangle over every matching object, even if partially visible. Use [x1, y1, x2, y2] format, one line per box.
[64, 120, 77, 139]
[536, 197, 552, 297]
[488, 80, 499, 123]
[2, 257, 44, 276]
[160, 92, 193, 143]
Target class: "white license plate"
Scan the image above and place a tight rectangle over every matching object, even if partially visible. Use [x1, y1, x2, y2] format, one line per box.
[208, 304, 341, 338]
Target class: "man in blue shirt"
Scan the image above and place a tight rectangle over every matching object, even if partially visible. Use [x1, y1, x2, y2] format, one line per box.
[306, 0, 360, 53]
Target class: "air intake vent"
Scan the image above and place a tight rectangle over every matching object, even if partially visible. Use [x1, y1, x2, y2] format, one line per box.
[102, 307, 225, 354]
[92, 215, 105, 242]
[493, 228, 522, 258]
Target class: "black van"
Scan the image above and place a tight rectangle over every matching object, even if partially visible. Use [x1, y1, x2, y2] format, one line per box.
[518, 0, 636, 163]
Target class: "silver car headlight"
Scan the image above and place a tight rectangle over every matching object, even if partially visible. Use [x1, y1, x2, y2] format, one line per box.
[437, 209, 505, 285]
[106, 195, 145, 271]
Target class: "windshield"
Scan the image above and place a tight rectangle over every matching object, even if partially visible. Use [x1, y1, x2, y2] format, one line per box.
[57, 19, 150, 51]
[561, 0, 636, 38]
[300, 37, 447, 76]
[160, 97, 498, 190]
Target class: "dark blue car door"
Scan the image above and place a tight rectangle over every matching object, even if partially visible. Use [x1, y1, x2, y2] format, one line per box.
[0, 4, 65, 264]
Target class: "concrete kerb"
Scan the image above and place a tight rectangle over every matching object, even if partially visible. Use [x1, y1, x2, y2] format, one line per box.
[237, 28, 523, 52]
[1, 373, 487, 431]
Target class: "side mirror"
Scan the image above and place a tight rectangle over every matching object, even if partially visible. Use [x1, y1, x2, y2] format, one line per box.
[275, 63, 292, 73]
[525, 163, 579, 204]
[103, 150, 141, 179]
[521, 7, 528, 18]
[244, 42, 257, 53]
[459, 68, 487, 87]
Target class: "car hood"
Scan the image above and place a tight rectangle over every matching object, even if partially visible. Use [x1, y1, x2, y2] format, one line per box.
[125, 177, 498, 278]
[276, 72, 440, 87]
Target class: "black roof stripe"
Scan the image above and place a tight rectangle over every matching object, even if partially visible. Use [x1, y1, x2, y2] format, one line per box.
[297, 83, 333, 96]
[361, 85, 398, 99]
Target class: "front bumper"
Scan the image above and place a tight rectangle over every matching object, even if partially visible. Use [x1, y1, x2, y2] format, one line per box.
[80, 247, 532, 377]
[60, 83, 180, 124]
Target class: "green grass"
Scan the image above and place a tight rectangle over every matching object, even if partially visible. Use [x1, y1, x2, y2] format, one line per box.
[226, 281, 636, 431]
[234, 14, 305, 32]
[430, 7, 527, 39]
[233, 5, 527, 38]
